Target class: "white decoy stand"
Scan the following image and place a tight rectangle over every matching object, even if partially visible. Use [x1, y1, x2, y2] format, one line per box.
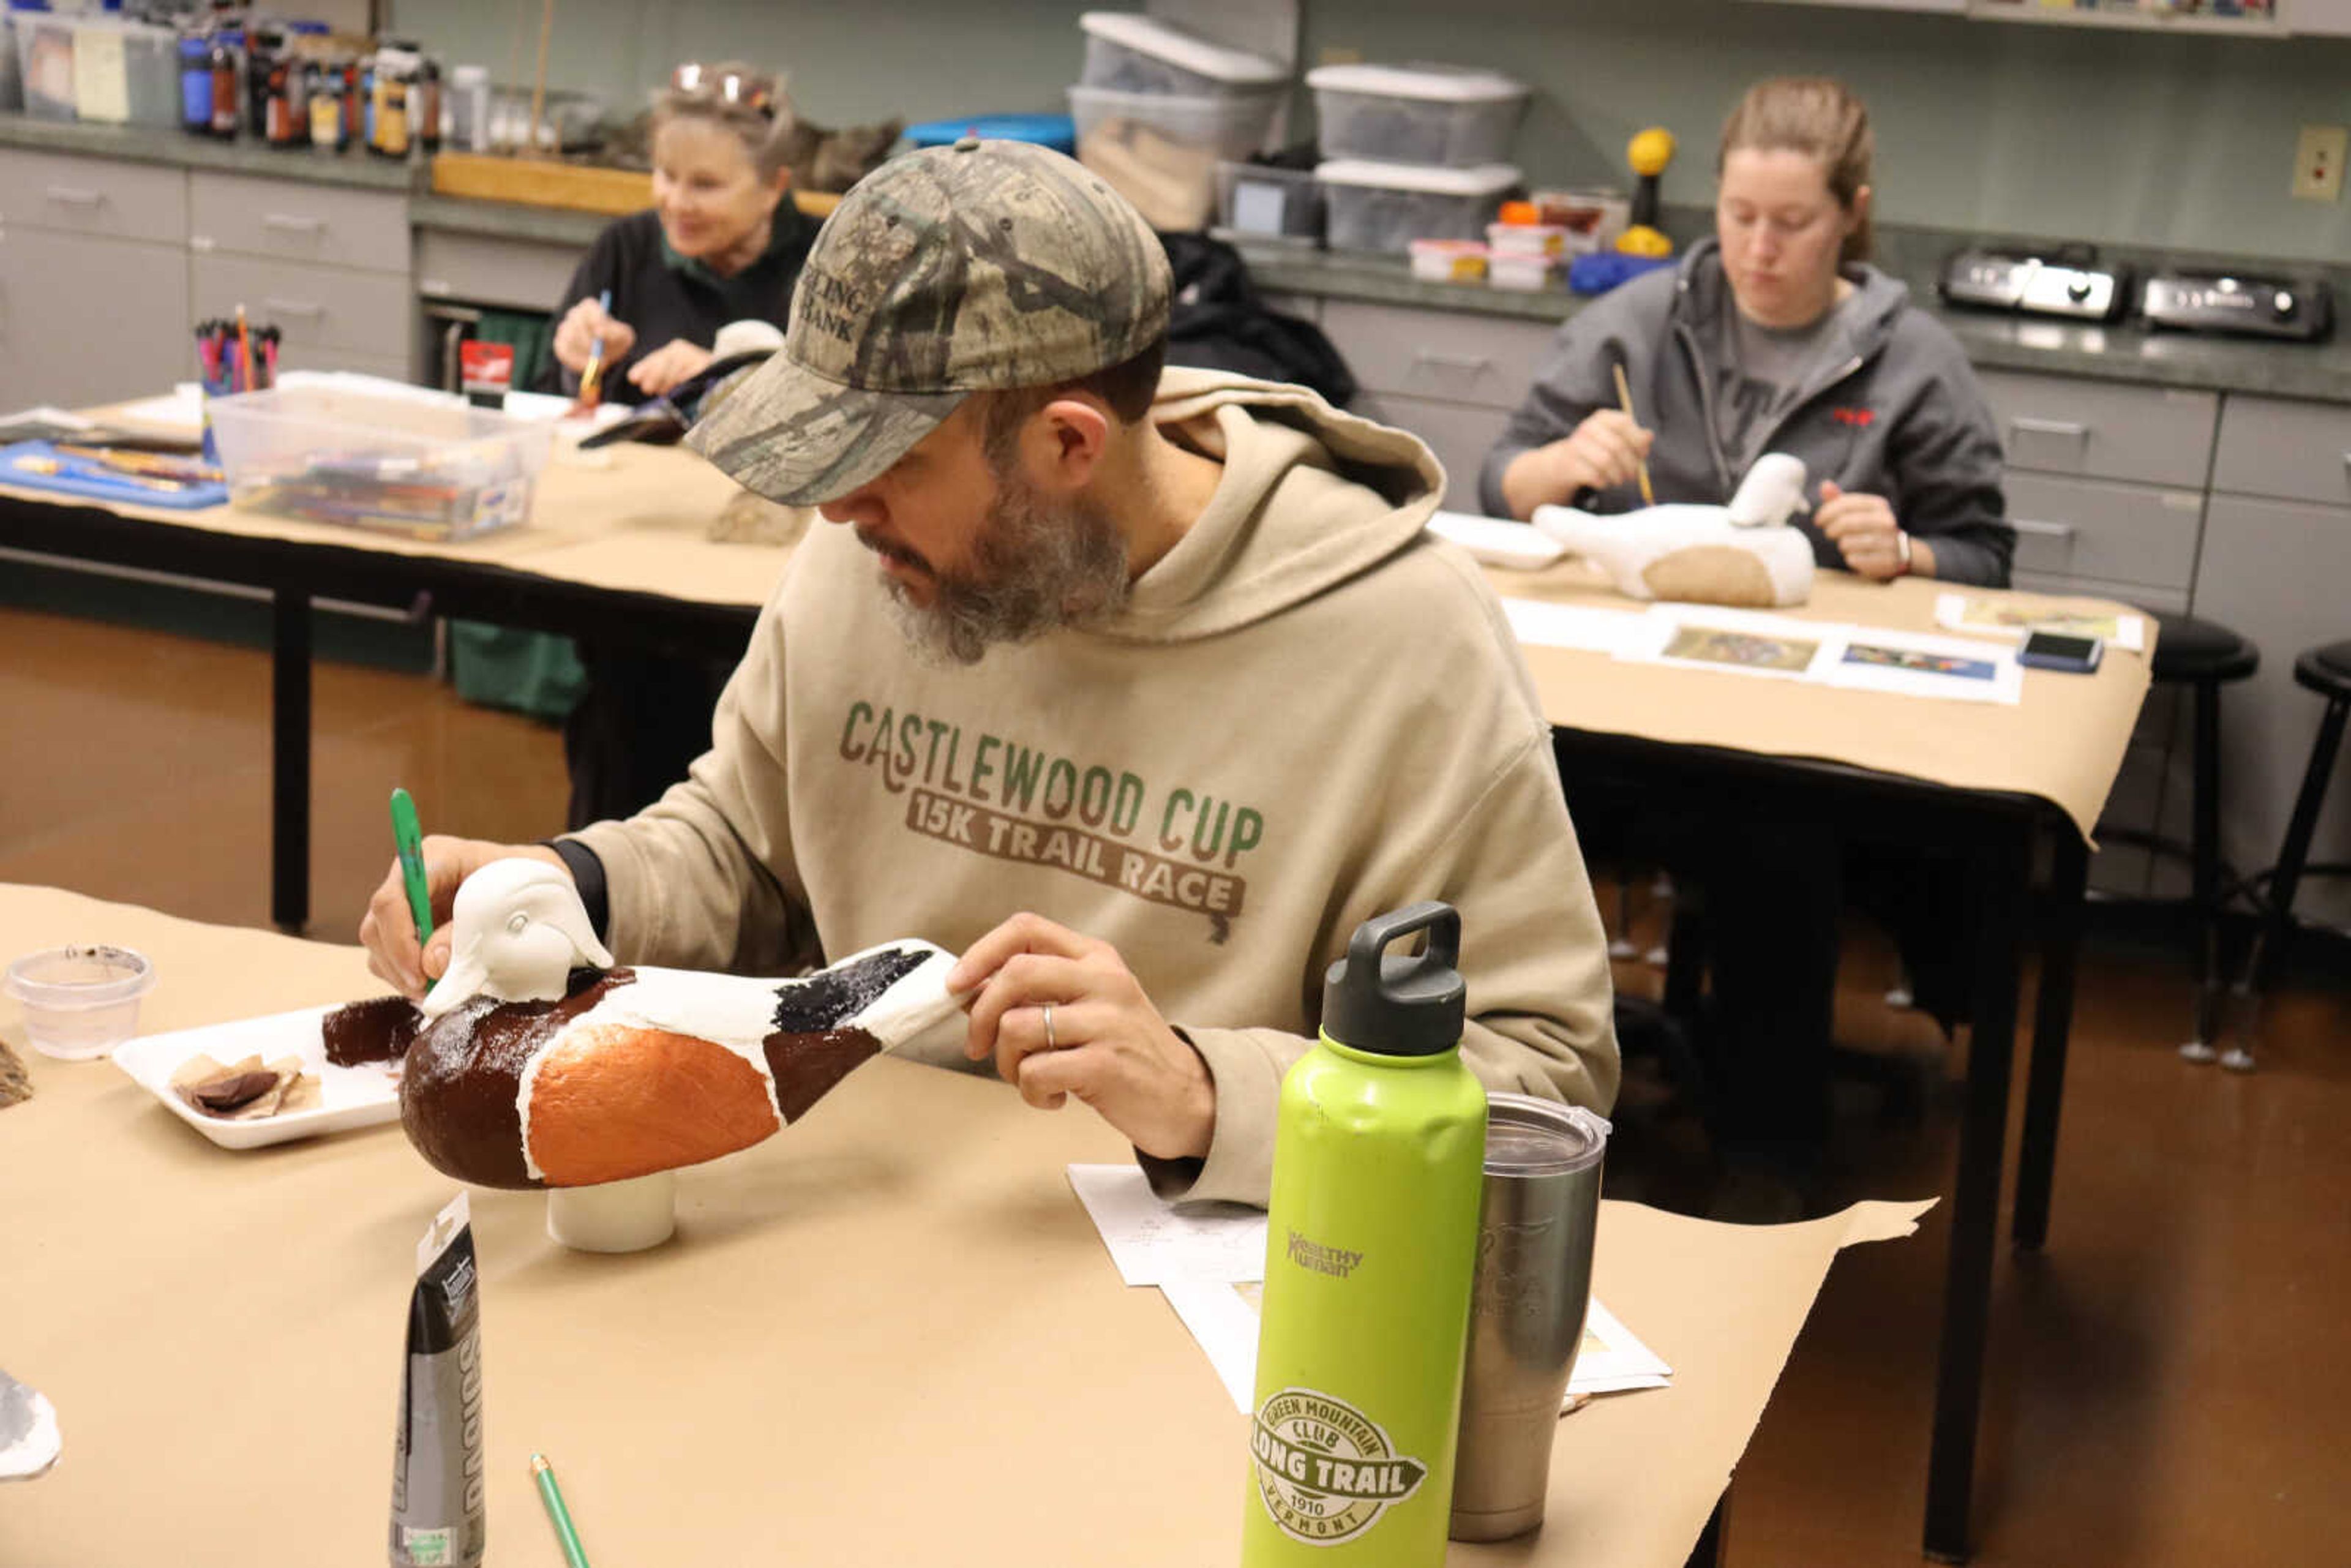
[546, 1171, 678, 1253]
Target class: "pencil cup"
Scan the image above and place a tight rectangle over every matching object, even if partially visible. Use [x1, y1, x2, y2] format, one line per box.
[1448, 1093, 1609, 1542]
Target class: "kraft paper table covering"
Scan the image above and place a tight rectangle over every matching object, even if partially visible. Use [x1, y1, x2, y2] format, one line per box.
[0, 883, 1922, 1567]
[1500, 561, 2151, 843]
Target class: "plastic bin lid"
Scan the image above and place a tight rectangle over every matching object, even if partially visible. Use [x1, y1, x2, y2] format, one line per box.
[1079, 12, 1287, 86]
[1304, 62, 1529, 103]
[1316, 159, 1521, 195]
[904, 113, 1077, 151]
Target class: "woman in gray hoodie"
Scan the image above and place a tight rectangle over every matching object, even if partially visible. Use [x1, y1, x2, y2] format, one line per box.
[1487, 78, 2012, 1207]
[1482, 80, 2013, 588]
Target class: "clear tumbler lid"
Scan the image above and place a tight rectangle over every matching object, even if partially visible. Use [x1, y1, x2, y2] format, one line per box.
[1483, 1092, 1609, 1176]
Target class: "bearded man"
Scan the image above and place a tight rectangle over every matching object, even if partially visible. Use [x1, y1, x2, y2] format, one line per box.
[359, 140, 1618, 1206]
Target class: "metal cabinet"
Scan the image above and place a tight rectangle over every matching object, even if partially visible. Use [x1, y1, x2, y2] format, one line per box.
[0, 150, 186, 244]
[414, 227, 579, 314]
[186, 171, 413, 380]
[2191, 492, 2351, 925]
[1977, 369, 2218, 490]
[2210, 392, 2351, 509]
[1319, 299, 1554, 513]
[0, 222, 189, 408]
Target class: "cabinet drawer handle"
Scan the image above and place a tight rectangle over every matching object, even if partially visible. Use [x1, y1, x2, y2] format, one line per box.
[2012, 517, 2078, 539]
[263, 297, 326, 318]
[2009, 416, 2088, 440]
[262, 213, 326, 234]
[1411, 349, 1495, 375]
[42, 186, 102, 208]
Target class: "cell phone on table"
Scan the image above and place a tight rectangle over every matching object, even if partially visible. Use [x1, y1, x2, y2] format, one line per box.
[2018, 630, 2104, 673]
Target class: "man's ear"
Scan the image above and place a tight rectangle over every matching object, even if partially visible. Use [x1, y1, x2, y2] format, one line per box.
[1026, 396, 1114, 494]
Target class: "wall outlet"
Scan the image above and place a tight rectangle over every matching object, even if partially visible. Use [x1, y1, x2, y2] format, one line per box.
[2292, 124, 2347, 202]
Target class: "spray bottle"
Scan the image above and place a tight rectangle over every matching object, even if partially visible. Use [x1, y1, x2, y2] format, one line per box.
[1242, 902, 1488, 1566]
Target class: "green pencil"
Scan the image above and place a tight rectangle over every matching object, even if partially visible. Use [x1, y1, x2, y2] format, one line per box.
[531, 1452, 592, 1568]
[389, 787, 432, 948]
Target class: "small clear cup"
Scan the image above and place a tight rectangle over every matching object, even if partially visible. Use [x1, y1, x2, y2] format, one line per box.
[4, 945, 157, 1060]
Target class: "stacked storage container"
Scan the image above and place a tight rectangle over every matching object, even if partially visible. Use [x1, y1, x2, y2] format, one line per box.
[1068, 12, 1287, 233]
[1305, 64, 1530, 257]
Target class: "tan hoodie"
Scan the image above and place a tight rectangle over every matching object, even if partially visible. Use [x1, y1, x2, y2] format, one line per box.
[571, 367, 1619, 1206]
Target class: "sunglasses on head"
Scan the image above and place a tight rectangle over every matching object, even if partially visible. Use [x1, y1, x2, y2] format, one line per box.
[669, 64, 779, 115]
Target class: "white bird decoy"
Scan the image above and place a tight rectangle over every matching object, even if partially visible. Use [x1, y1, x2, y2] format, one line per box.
[1532, 452, 1818, 607]
[394, 858, 958, 1248]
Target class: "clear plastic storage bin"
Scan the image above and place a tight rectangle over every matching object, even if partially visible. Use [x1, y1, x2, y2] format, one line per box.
[1306, 63, 1530, 168]
[13, 12, 78, 121]
[1318, 159, 1520, 253]
[71, 17, 181, 127]
[207, 383, 555, 542]
[1070, 83, 1283, 232]
[1079, 12, 1286, 97]
[1215, 161, 1321, 241]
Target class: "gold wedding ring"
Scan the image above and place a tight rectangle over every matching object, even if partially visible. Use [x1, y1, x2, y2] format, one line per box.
[1043, 1004, 1057, 1051]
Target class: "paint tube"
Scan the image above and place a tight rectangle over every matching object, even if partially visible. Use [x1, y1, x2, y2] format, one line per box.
[390, 1193, 486, 1567]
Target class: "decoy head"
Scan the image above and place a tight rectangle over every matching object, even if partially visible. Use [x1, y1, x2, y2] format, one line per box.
[419, 857, 615, 1021]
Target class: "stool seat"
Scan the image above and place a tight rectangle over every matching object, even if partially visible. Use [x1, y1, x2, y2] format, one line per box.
[2294, 639, 2351, 699]
[2150, 612, 2260, 685]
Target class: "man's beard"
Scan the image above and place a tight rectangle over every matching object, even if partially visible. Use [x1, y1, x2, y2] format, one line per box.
[878, 470, 1131, 666]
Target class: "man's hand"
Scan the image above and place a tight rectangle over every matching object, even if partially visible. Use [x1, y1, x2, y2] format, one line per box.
[551, 296, 637, 375]
[948, 913, 1215, 1162]
[359, 837, 569, 999]
[626, 339, 716, 397]
[1501, 410, 1654, 519]
[1817, 481, 1921, 580]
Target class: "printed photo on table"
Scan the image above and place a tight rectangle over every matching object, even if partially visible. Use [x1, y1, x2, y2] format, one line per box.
[1660, 627, 1821, 672]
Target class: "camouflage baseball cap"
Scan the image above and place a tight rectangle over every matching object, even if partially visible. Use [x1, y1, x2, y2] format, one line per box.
[686, 138, 1173, 507]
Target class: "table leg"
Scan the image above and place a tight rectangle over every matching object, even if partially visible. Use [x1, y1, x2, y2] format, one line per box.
[1684, 1488, 1729, 1568]
[271, 587, 310, 934]
[2012, 827, 2088, 1253]
[1924, 823, 2030, 1564]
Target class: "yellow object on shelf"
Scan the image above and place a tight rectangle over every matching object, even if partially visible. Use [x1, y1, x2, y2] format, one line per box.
[1627, 127, 1677, 179]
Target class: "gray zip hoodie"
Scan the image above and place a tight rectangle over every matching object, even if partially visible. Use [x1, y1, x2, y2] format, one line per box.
[1479, 240, 2014, 587]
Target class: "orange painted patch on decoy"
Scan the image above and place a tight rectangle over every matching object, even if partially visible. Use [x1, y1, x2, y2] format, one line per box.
[527, 1025, 779, 1186]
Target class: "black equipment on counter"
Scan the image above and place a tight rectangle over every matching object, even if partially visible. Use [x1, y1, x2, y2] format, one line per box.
[1938, 247, 2134, 323]
[2140, 271, 2333, 342]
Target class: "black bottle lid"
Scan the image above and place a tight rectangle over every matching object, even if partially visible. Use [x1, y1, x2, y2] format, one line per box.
[1319, 901, 1466, 1059]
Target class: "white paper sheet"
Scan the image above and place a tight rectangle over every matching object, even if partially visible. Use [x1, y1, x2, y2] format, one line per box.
[1615, 604, 1840, 681]
[1933, 591, 2147, 653]
[1817, 625, 2023, 706]
[105, 385, 206, 437]
[1066, 1164, 1268, 1286]
[1499, 598, 1648, 655]
[1618, 606, 2022, 705]
[1073, 1165, 1673, 1416]
[1163, 1278, 1673, 1415]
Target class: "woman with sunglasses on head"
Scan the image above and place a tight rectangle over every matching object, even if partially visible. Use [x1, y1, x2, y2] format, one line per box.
[541, 63, 816, 403]
[1481, 79, 2014, 1217]
[542, 64, 818, 831]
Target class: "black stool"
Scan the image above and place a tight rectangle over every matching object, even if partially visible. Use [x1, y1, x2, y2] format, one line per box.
[2219, 639, 2351, 1071]
[2094, 611, 2260, 1062]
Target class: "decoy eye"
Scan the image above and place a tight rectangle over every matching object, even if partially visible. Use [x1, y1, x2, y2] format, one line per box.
[506, 912, 530, 936]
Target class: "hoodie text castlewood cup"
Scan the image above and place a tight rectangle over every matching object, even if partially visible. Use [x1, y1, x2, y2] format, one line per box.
[569, 369, 1619, 1205]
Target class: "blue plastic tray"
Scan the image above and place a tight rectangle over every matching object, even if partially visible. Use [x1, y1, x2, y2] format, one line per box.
[0, 440, 228, 510]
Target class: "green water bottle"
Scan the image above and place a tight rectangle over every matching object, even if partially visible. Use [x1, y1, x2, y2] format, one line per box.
[1242, 902, 1489, 1566]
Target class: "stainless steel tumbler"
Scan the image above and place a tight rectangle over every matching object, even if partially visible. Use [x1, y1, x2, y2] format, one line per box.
[1447, 1092, 1610, 1542]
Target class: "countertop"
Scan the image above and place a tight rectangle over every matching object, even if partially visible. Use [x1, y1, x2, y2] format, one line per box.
[0, 114, 421, 191]
[9, 115, 2349, 405]
[1239, 241, 2351, 405]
